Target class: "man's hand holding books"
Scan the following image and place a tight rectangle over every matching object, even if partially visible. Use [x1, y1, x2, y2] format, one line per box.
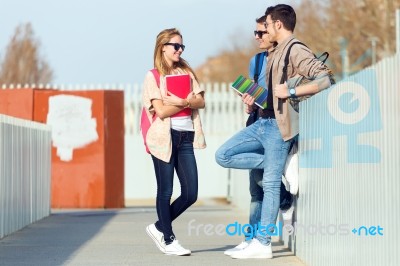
[242, 93, 257, 114]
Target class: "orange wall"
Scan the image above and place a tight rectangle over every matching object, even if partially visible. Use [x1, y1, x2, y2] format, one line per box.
[0, 88, 124, 208]
[0, 89, 34, 120]
[104, 91, 125, 207]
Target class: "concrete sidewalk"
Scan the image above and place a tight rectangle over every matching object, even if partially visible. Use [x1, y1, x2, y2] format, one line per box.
[0, 205, 305, 266]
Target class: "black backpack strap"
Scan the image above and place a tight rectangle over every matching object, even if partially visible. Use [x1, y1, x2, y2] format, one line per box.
[281, 42, 330, 83]
[317, 52, 329, 63]
[277, 41, 330, 112]
[280, 42, 307, 84]
[277, 41, 307, 113]
[253, 51, 266, 82]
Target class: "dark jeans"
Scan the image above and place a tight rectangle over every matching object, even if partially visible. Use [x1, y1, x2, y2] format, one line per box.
[151, 129, 198, 244]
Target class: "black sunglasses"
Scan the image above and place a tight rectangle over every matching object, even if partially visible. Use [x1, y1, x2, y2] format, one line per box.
[254, 30, 268, 38]
[164, 43, 185, 51]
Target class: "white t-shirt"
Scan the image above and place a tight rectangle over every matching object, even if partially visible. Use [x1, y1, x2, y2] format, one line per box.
[171, 116, 194, 131]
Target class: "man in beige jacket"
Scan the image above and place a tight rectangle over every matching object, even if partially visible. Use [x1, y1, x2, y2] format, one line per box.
[216, 4, 332, 259]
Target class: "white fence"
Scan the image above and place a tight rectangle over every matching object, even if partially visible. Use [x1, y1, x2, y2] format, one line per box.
[295, 52, 399, 266]
[0, 115, 52, 239]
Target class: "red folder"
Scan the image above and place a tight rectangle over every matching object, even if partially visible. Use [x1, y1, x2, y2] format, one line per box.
[165, 74, 191, 98]
[165, 74, 192, 117]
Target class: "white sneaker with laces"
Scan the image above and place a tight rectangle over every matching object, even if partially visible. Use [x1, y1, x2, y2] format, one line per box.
[146, 223, 165, 252]
[281, 205, 294, 221]
[230, 238, 273, 259]
[224, 240, 250, 256]
[164, 240, 191, 256]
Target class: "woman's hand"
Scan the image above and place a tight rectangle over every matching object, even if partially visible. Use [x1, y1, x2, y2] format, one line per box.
[186, 92, 195, 101]
[185, 92, 195, 108]
[162, 91, 187, 107]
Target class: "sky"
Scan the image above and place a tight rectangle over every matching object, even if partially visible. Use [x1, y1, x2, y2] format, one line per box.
[0, 0, 284, 85]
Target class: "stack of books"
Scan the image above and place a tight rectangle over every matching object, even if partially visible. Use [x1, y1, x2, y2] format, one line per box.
[231, 75, 268, 109]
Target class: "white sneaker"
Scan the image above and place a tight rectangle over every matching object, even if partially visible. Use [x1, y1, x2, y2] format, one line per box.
[230, 238, 273, 259]
[164, 240, 191, 256]
[281, 205, 294, 221]
[224, 240, 250, 256]
[284, 153, 299, 195]
[146, 223, 165, 252]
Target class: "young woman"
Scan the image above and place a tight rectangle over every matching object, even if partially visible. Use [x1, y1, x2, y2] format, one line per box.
[142, 28, 206, 256]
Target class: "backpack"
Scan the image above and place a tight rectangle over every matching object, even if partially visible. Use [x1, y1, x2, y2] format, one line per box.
[140, 69, 160, 154]
[281, 41, 336, 112]
[245, 51, 266, 127]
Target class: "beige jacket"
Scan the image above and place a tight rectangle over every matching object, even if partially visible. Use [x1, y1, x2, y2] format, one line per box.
[142, 69, 206, 162]
[267, 35, 332, 141]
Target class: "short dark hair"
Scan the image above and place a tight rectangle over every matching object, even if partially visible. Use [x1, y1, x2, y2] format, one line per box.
[255, 15, 267, 24]
[265, 4, 296, 32]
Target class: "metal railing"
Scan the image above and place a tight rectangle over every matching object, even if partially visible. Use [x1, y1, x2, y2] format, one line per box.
[294, 52, 399, 266]
[0, 115, 51, 239]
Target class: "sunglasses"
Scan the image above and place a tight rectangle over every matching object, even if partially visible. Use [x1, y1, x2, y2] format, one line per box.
[254, 30, 268, 38]
[164, 43, 185, 51]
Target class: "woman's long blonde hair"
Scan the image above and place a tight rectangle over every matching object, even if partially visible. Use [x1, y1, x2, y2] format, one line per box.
[153, 28, 198, 81]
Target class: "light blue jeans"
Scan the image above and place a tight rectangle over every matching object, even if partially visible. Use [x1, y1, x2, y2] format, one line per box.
[215, 118, 293, 245]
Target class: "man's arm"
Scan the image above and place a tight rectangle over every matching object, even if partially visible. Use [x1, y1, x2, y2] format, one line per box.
[274, 74, 332, 98]
[274, 45, 332, 99]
